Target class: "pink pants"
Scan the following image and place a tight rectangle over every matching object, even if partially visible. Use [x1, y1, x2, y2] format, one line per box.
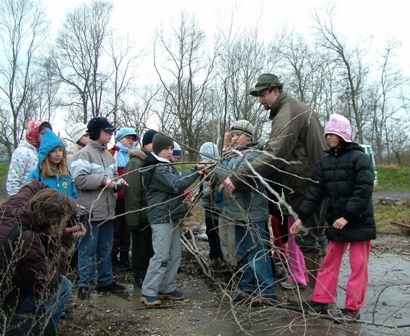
[311, 240, 371, 311]
[286, 216, 308, 286]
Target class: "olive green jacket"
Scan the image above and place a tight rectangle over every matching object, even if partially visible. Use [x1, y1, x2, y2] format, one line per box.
[232, 92, 327, 210]
[124, 148, 149, 230]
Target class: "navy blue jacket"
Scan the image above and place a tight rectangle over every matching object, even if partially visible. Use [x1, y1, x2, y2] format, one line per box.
[298, 142, 376, 242]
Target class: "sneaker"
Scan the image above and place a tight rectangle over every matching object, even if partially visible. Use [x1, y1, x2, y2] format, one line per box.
[97, 281, 125, 293]
[332, 308, 360, 323]
[77, 287, 89, 300]
[260, 293, 279, 306]
[196, 233, 209, 241]
[157, 290, 185, 301]
[304, 301, 329, 315]
[140, 294, 161, 306]
[280, 281, 299, 290]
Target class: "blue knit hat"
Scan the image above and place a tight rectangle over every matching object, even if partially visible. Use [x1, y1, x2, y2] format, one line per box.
[142, 129, 158, 146]
[173, 141, 182, 156]
[199, 142, 219, 162]
[115, 127, 139, 142]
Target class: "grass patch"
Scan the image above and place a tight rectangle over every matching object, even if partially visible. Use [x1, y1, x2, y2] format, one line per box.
[0, 162, 9, 181]
[374, 202, 410, 234]
[375, 164, 410, 190]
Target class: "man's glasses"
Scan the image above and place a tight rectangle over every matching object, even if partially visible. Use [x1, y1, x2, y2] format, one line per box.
[256, 89, 269, 99]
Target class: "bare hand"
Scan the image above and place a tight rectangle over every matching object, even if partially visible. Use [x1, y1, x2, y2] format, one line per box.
[196, 163, 206, 171]
[65, 224, 87, 238]
[220, 177, 236, 193]
[332, 217, 348, 230]
[105, 178, 116, 189]
[290, 219, 303, 235]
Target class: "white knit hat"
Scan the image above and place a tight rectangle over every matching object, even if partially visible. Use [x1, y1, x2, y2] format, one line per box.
[68, 123, 88, 144]
[230, 120, 254, 138]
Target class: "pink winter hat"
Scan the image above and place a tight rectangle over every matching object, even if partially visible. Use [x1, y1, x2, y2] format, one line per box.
[324, 114, 352, 142]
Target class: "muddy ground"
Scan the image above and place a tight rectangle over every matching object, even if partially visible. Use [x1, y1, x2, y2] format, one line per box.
[58, 230, 410, 336]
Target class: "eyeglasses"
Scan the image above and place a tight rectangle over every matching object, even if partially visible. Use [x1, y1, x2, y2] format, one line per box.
[256, 89, 269, 99]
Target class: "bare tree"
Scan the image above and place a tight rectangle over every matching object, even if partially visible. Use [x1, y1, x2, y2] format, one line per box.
[214, 20, 276, 144]
[0, 0, 49, 157]
[369, 41, 410, 163]
[312, 4, 371, 143]
[153, 11, 219, 161]
[49, 0, 113, 123]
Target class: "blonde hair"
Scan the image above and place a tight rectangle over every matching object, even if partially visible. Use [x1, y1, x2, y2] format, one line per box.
[41, 146, 69, 179]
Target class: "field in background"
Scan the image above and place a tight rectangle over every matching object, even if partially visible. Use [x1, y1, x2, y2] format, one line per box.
[375, 164, 410, 190]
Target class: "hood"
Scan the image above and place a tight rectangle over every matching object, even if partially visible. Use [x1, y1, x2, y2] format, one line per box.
[142, 152, 170, 168]
[37, 129, 65, 168]
[128, 148, 147, 160]
[66, 143, 82, 155]
[236, 141, 261, 151]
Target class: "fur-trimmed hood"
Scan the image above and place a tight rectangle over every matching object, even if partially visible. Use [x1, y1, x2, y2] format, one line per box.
[128, 148, 149, 160]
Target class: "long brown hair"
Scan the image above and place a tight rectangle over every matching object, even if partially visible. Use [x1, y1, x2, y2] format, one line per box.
[40, 146, 69, 179]
[26, 189, 76, 230]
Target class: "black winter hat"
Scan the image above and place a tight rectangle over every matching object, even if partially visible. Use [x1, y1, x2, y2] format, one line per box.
[142, 129, 158, 146]
[152, 133, 174, 155]
[87, 117, 116, 140]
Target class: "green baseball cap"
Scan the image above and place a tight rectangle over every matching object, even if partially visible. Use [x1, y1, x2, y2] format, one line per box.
[249, 73, 283, 96]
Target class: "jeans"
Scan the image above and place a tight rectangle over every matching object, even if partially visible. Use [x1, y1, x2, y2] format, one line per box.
[17, 276, 72, 330]
[78, 220, 114, 288]
[235, 221, 275, 295]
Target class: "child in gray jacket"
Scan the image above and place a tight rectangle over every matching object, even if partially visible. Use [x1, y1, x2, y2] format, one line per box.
[140, 133, 204, 306]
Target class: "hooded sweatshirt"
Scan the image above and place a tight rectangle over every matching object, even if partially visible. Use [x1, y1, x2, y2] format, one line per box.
[6, 120, 50, 196]
[26, 129, 77, 200]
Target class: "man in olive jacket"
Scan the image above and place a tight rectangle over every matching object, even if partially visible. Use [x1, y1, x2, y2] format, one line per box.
[124, 129, 157, 287]
[222, 74, 328, 304]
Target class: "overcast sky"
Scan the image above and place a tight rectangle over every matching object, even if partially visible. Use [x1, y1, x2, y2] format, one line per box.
[42, 0, 409, 135]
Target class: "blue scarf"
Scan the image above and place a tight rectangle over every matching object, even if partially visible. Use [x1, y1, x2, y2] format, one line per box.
[116, 141, 136, 167]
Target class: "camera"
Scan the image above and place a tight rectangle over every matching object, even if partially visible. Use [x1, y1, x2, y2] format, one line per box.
[68, 209, 92, 227]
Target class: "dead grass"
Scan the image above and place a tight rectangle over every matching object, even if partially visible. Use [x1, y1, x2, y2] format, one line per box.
[374, 202, 410, 234]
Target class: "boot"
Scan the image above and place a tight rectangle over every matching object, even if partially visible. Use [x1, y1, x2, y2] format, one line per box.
[120, 252, 132, 271]
[287, 252, 322, 305]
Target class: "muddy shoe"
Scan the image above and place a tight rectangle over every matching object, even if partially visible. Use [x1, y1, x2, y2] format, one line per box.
[97, 281, 125, 293]
[280, 281, 300, 290]
[77, 287, 89, 300]
[140, 294, 161, 306]
[209, 257, 221, 267]
[157, 290, 185, 300]
[304, 301, 329, 314]
[331, 308, 360, 323]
